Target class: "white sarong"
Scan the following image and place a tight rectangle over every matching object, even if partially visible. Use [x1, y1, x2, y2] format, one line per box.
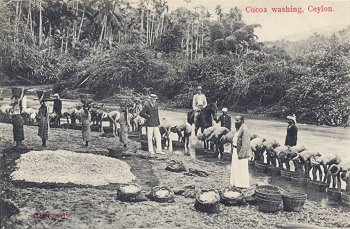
[230, 147, 250, 188]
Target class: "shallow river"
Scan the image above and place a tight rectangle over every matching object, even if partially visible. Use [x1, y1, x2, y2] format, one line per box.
[1, 88, 349, 161]
[1, 88, 350, 210]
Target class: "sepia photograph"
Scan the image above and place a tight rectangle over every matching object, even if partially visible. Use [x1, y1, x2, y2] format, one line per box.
[0, 0, 349, 228]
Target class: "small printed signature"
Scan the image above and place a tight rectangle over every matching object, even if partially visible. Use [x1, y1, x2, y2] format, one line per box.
[32, 213, 71, 219]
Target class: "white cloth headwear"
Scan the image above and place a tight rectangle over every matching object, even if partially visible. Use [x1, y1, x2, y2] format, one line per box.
[149, 94, 158, 99]
[287, 114, 297, 124]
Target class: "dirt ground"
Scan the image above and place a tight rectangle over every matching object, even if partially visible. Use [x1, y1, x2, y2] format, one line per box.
[1, 123, 350, 229]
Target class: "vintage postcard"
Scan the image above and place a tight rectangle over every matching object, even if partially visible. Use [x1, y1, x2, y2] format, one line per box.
[0, 0, 349, 228]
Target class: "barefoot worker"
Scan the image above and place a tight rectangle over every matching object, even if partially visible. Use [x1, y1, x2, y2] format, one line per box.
[230, 115, 252, 189]
[285, 114, 298, 147]
[10, 88, 25, 147]
[52, 93, 62, 126]
[37, 96, 50, 147]
[119, 103, 129, 148]
[81, 102, 92, 147]
[140, 93, 164, 154]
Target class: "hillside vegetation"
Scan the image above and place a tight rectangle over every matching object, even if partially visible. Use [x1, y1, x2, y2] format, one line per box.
[0, 0, 349, 125]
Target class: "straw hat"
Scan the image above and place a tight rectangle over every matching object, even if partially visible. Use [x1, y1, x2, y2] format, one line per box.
[222, 107, 228, 112]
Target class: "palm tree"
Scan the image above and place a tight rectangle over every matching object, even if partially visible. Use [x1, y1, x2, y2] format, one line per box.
[215, 5, 223, 22]
[38, 0, 43, 47]
[91, 0, 124, 48]
[152, 0, 168, 40]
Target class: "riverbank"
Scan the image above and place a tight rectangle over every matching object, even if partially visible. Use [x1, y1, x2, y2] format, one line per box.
[1, 85, 344, 126]
[1, 123, 350, 229]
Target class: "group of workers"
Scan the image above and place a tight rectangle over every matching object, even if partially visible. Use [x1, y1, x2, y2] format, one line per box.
[8, 89, 63, 147]
[6, 86, 299, 190]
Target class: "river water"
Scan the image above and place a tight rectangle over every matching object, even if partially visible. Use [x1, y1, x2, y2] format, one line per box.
[1, 88, 349, 163]
[159, 109, 350, 158]
[1, 88, 350, 209]
[158, 109, 350, 211]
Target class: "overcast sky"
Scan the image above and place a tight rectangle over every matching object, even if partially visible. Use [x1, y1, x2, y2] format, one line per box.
[167, 0, 350, 41]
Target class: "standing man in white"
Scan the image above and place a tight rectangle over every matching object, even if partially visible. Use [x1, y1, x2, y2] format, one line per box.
[192, 86, 207, 127]
[140, 94, 164, 155]
[230, 115, 252, 189]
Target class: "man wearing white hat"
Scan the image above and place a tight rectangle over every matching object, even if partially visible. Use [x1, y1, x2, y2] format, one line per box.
[217, 107, 232, 130]
[140, 94, 164, 154]
[192, 86, 207, 125]
[285, 114, 298, 146]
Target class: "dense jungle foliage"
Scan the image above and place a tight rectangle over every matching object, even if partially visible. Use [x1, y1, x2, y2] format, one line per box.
[0, 0, 349, 126]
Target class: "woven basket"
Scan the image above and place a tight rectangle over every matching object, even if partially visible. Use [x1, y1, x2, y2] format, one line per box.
[282, 192, 307, 212]
[245, 196, 257, 205]
[256, 196, 281, 213]
[281, 170, 299, 180]
[165, 160, 186, 173]
[108, 147, 125, 158]
[282, 191, 307, 200]
[326, 188, 342, 201]
[255, 193, 282, 201]
[341, 192, 350, 205]
[194, 190, 221, 213]
[118, 184, 141, 197]
[267, 166, 282, 176]
[255, 185, 282, 201]
[256, 185, 280, 193]
[254, 162, 268, 173]
[307, 179, 329, 192]
[290, 176, 308, 185]
[220, 188, 245, 206]
[103, 126, 114, 134]
[255, 193, 281, 201]
[117, 184, 146, 202]
[148, 186, 174, 203]
[128, 132, 139, 140]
